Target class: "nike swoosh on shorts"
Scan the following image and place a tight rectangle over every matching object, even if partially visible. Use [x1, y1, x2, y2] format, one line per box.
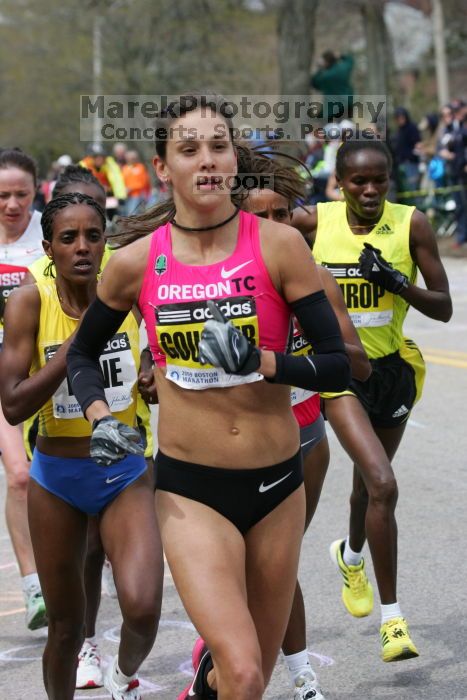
[300, 437, 317, 449]
[105, 473, 126, 484]
[220, 259, 253, 279]
[259, 471, 293, 493]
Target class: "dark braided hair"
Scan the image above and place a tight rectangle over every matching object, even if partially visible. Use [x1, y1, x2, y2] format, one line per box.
[53, 165, 105, 199]
[335, 140, 392, 180]
[41, 192, 106, 242]
[0, 148, 38, 186]
[41, 193, 106, 277]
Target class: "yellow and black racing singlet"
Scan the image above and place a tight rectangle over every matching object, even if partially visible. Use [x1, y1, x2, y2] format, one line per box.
[313, 201, 417, 359]
[31, 280, 140, 438]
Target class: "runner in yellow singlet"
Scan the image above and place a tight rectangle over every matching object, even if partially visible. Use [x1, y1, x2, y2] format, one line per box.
[0, 193, 163, 700]
[245, 151, 370, 700]
[21, 165, 154, 690]
[293, 139, 452, 662]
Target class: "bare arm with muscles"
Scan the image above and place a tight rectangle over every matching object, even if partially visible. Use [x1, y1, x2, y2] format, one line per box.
[0, 286, 75, 424]
[358, 211, 452, 323]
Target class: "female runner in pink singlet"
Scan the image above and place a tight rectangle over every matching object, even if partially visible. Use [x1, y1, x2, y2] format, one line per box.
[67, 92, 351, 700]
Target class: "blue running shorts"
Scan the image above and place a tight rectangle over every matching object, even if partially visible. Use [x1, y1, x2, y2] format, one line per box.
[30, 448, 147, 515]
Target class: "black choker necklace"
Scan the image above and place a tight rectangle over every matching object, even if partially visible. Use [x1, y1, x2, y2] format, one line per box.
[171, 207, 239, 232]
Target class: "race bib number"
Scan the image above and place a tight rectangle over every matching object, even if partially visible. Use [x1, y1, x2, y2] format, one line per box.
[324, 263, 394, 328]
[155, 296, 262, 389]
[46, 332, 137, 419]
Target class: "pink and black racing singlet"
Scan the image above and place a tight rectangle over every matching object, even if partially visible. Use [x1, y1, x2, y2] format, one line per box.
[138, 210, 291, 390]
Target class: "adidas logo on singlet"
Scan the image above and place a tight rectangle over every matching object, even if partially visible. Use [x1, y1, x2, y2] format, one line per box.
[375, 223, 393, 235]
[392, 404, 409, 418]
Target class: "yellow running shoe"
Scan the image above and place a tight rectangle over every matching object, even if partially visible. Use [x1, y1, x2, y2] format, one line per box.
[380, 617, 419, 662]
[329, 539, 373, 617]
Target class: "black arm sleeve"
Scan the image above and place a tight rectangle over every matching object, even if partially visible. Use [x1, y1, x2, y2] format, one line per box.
[268, 290, 351, 392]
[67, 296, 129, 417]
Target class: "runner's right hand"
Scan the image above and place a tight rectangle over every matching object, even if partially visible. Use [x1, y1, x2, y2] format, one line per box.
[358, 243, 408, 294]
[198, 300, 261, 375]
[90, 415, 144, 466]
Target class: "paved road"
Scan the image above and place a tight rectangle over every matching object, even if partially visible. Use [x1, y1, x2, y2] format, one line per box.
[1, 255, 466, 699]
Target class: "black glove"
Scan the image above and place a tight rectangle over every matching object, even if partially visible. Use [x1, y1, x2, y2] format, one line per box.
[358, 242, 408, 294]
[90, 415, 144, 466]
[198, 300, 261, 375]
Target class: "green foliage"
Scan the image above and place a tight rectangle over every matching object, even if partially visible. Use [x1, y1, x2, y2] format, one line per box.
[0, 0, 277, 173]
[2, 0, 464, 174]
[0, 1, 94, 171]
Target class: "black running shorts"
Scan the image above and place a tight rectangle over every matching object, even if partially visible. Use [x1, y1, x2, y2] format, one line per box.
[155, 449, 303, 535]
[322, 338, 426, 428]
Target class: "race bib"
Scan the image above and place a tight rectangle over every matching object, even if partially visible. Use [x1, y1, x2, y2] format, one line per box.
[0, 262, 29, 304]
[291, 387, 316, 407]
[155, 296, 262, 390]
[46, 332, 137, 419]
[324, 263, 394, 328]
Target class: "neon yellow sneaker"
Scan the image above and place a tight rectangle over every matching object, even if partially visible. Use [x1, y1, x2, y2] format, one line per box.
[380, 617, 419, 662]
[329, 539, 373, 617]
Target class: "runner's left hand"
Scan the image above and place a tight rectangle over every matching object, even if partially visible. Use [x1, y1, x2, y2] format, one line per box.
[138, 347, 157, 404]
[138, 368, 158, 405]
[198, 300, 261, 375]
[358, 242, 409, 294]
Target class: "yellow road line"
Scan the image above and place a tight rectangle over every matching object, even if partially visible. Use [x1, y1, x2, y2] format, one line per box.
[423, 347, 467, 360]
[423, 354, 467, 369]
[0, 607, 25, 617]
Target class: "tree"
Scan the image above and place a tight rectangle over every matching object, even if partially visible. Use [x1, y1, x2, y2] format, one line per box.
[431, 0, 449, 106]
[0, 0, 93, 171]
[276, 0, 318, 149]
[277, 0, 318, 96]
[0, 0, 280, 168]
[360, 0, 392, 98]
